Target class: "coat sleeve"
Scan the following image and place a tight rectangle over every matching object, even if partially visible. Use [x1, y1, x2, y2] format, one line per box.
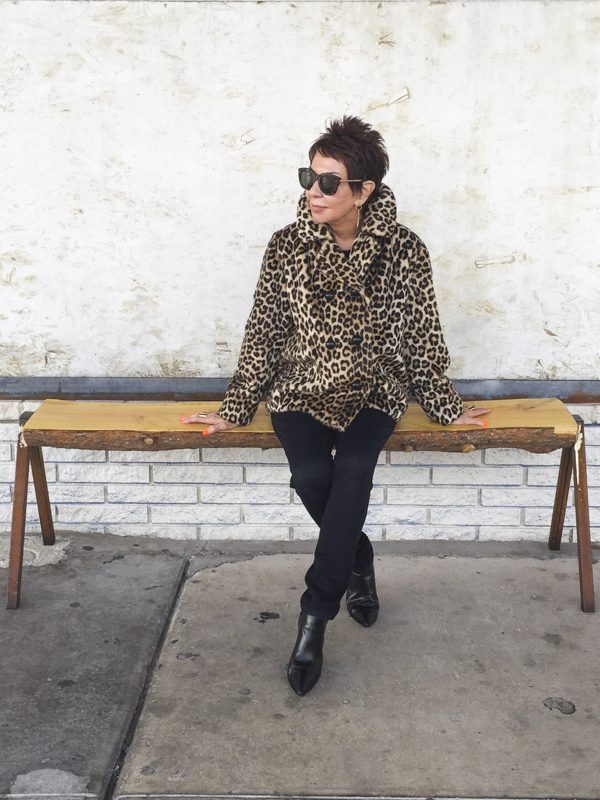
[402, 235, 464, 425]
[218, 232, 293, 427]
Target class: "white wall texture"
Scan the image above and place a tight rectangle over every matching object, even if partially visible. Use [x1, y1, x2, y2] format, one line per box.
[1, 2, 599, 544]
[1, 1, 599, 380]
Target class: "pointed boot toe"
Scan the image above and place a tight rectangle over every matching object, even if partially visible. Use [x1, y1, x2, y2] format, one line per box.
[346, 563, 379, 627]
[348, 603, 379, 627]
[287, 660, 322, 696]
[287, 611, 327, 696]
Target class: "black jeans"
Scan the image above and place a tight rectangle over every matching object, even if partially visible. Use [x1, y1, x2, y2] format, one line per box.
[271, 407, 397, 620]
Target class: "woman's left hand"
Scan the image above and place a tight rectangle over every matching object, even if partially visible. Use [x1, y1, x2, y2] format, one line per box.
[180, 411, 236, 435]
[450, 405, 491, 427]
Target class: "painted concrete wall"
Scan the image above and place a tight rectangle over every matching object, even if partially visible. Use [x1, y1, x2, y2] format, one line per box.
[1, 1, 599, 383]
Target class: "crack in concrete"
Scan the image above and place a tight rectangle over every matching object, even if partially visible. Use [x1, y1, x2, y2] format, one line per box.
[101, 558, 190, 800]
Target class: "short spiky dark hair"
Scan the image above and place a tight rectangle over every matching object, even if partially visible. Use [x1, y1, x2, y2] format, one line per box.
[308, 116, 389, 203]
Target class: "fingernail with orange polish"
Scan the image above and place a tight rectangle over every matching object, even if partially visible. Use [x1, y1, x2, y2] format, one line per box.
[203, 429, 209, 436]
[482, 420, 489, 427]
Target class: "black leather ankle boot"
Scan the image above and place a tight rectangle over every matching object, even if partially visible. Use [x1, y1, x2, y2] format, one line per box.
[346, 560, 379, 627]
[287, 611, 328, 696]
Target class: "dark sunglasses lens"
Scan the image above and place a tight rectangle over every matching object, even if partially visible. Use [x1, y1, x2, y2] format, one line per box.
[318, 173, 340, 195]
[298, 168, 315, 190]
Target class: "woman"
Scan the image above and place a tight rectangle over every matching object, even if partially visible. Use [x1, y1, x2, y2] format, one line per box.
[182, 117, 489, 696]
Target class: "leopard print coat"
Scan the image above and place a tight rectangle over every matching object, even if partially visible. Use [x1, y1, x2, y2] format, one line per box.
[218, 184, 463, 432]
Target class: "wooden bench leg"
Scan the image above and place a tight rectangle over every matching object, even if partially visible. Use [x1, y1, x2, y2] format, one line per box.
[29, 446, 55, 546]
[7, 438, 30, 610]
[571, 417, 595, 612]
[548, 446, 573, 550]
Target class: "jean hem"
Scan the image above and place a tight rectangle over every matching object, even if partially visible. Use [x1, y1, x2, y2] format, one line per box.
[300, 602, 340, 621]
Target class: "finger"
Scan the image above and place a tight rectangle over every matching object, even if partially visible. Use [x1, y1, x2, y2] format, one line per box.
[460, 415, 490, 427]
[451, 415, 489, 427]
[203, 423, 222, 436]
[180, 412, 213, 424]
[467, 407, 491, 417]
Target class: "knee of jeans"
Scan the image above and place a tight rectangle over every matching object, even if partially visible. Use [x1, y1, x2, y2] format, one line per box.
[290, 461, 332, 494]
[334, 454, 376, 485]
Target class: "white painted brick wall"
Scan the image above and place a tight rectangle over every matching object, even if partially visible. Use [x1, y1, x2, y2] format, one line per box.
[389, 451, 483, 465]
[152, 464, 243, 484]
[201, 447, 289, 464]
[58, 463, 150, 484]
[431, 506, 522, 526]
[479, 526, 556, 542]
[202, 485, 290, 504]
[109, 449, 200, 463]
[0, 401, 598, 543]
[524, 508, 576, 527]
[56, 504, 148, 524]
[46, 448, 107, 463]
[528, 467, 600, 487]
[244, 465, 294, 484]
[243, 504, 314, 524]
[151, 504, 240, 524]
[200, 524, 290, 540]
[42, 485, 105, 503]
[484, 451, 560, 465]
[388, 487, 478, 505]
[585, 425, 600, 442]
[481, 487, 571, 505]
[366, 506, 427, 525]
[387, 525, 478, 541]
[107, 485, 197, 504]
[433, 466, 525, 485]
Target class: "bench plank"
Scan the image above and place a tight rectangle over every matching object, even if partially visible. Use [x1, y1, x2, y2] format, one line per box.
[22, 398, 577, 453]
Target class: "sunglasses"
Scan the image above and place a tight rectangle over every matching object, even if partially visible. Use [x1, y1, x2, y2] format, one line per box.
[298, 167, 364, 196]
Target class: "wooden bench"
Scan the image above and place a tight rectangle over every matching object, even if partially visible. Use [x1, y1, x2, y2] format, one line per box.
[6, 397, 595, 612]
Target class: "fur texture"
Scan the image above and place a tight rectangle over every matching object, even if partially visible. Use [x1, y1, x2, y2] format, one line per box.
[219, 184, 463, 432]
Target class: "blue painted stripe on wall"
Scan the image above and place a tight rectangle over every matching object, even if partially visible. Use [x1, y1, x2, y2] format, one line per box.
[0, 377, 598, 402]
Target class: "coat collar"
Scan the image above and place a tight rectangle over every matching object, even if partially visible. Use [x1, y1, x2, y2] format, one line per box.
[296, 183, 397, 243]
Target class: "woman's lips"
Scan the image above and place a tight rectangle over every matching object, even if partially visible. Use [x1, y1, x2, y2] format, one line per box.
[311, 205, 327, 213]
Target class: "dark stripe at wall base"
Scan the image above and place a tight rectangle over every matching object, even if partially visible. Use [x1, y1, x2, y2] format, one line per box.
[0, 377, 599, 403]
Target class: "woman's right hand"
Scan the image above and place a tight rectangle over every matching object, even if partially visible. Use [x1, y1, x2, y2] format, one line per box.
[180, 411, 237, 435]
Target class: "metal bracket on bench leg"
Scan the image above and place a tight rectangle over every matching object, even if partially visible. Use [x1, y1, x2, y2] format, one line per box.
[571, 415, 595, 613]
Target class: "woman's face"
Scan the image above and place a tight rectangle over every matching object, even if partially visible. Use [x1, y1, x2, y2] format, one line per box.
[305, 151, 362, 230]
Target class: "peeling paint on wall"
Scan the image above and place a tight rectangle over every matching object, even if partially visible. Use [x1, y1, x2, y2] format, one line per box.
[474, 254, 519, 269]
[0, 340, 75, 376]
[134, 353, 199, 379]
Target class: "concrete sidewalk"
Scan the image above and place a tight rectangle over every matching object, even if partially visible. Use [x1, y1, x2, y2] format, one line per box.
[1, 534, 598, 800]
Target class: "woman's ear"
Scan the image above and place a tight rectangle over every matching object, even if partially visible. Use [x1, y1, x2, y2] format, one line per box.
[360, 180, 376, 205]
